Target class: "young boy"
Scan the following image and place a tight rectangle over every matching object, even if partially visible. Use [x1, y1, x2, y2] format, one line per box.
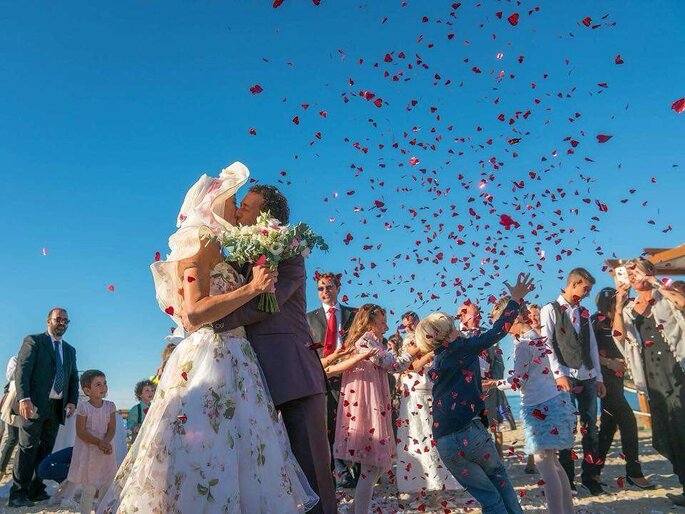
[540, 267, 606, 495]
[414, 273, 533, 514]
[127, 379, 155, 445]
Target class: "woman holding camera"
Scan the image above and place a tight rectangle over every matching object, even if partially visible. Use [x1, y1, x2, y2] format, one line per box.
[613, 258, 685, 506]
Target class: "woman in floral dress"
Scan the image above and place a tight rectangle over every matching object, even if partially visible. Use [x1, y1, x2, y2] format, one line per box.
[97, 162, 318, 514]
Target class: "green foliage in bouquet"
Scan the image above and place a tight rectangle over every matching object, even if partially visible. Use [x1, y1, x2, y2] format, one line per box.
[220, 212, 328, 312]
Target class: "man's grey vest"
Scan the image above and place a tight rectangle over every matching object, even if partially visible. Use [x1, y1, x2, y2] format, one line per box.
[549, 301, 594, 371]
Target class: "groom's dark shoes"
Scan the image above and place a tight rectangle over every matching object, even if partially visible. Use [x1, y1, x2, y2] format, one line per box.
[8, 497, 35, 508]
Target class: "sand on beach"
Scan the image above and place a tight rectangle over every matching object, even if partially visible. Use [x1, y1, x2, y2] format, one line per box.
[0, 425, 681, 514]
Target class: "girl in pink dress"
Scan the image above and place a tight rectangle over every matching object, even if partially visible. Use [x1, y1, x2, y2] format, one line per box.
[334, 304, 419, 514]
[67, 370, 117, 514]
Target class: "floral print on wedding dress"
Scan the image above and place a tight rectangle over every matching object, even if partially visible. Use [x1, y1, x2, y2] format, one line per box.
[97, 262, 318, 514]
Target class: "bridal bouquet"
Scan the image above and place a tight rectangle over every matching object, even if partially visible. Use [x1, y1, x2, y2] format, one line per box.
[221, 212, 328, 312]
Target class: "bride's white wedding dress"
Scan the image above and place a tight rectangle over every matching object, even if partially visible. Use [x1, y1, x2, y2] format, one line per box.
[97, 262, 318, 514]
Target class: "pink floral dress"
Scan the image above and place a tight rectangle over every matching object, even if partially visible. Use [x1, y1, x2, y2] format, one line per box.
[334, 331, 413, 470]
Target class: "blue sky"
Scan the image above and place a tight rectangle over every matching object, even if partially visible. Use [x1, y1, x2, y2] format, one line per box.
[1, 1, 683, 408]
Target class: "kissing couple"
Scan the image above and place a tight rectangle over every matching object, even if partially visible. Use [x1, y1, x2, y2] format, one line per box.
[97, 162, 336, 514]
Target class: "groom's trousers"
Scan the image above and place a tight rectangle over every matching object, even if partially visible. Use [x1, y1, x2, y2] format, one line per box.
[279, 393, 337, 514]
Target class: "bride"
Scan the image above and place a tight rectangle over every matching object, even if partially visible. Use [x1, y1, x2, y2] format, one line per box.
[97, 162, 319, 513]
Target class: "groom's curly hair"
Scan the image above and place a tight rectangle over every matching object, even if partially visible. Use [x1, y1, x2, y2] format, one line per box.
[250, 184, 290, 224]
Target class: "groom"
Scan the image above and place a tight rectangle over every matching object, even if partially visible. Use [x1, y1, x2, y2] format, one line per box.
[213, 184, 336, 514]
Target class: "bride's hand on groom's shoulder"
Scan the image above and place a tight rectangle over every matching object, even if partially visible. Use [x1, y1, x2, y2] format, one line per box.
[250, 265, 278, 294]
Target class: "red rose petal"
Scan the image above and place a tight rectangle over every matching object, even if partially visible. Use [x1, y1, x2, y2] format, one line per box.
[507, 13, 519, 26]
[672, 97, 685, 114]
[596, 134, 613, 143]
[165, 306, 175, 315]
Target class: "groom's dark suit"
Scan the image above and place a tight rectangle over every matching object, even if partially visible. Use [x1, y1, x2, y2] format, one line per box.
[213, 255, 336, 514]
[10, 332, 79, 503]
[307, 304, 358, 486]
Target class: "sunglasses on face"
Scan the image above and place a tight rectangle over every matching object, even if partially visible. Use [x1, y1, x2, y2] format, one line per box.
[318, 285, 336, 292]
[51, 317, 70, 325]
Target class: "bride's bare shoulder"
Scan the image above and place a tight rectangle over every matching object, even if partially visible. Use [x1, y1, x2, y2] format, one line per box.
[177, 237, 222, 274]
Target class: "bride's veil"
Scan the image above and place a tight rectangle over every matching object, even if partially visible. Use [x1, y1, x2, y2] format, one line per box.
[150, 162, 249, 324]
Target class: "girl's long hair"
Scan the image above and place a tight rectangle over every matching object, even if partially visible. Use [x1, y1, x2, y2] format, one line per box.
[343, 303, 385, 350]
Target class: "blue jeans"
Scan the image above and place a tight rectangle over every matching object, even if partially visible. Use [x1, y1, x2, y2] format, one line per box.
[559, 377, 600, 484]
[37, 447, 72, 484]
[437, 420, 523, 514]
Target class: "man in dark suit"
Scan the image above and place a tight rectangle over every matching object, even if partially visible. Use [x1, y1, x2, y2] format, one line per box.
[213, 185, 336, 514]
[306, 272, 357, 488]
[9, 307, 79, 508]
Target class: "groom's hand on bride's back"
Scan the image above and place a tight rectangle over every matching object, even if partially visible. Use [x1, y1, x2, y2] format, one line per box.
[250, 265, 278, 294]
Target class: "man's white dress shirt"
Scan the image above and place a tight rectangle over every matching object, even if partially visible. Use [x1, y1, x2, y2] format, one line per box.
[540, 295, 603, 382]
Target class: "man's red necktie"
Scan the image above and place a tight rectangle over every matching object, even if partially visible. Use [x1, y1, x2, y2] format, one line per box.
[323, 307, 337, 357]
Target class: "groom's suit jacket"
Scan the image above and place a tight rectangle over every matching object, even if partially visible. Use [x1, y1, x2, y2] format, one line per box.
[213, 255, 326, 407]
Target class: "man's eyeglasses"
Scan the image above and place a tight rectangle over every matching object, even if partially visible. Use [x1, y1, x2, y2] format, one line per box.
[51, 317, 70, 325]
[317, 285, 336, 292]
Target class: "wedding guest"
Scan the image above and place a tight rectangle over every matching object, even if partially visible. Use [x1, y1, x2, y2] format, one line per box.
[334, 304, 418, 514]
[414, 273, 533, 514]
[592, 287, 654, 490]
[540, 267, 606, 495]
[528, 303, 542, 331]
[0, 355, 18, 476]
[150, 342, 177, 386]
[9, 308, 79, 508]
[487, 298, 575, 514]
[38, 447, 79, 510]
[457, 301, 515, 458]
[387, 332, 404, 442]
[613, 258, 685, 507]
[67, 370, 117, 514]
[520, 305, 542, 475]
[306, 271, 357, 488]
[395, 316, 460, 501]
[126, 380, 155, 445]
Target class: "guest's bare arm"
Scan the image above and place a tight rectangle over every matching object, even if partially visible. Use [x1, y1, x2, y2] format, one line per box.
[660, 284, 685, 309]
[324, 348, 379, 377]
[408, 350, 434, 372]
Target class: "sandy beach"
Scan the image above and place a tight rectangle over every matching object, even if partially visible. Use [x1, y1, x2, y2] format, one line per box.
[0, 424, 681, 514]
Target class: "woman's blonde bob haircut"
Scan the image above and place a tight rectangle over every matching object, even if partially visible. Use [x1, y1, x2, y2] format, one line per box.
[414, 312, 459, 354]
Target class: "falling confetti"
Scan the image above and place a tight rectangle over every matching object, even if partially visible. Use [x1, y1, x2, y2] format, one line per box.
[672, 97, 685, 114]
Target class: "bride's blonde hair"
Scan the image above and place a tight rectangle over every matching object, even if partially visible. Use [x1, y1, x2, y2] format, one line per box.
[414, 312, 459, 354]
